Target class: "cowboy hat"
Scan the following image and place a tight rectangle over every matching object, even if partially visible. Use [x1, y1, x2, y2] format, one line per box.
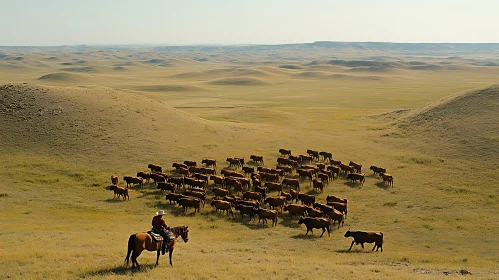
[156, 210, 166, 216]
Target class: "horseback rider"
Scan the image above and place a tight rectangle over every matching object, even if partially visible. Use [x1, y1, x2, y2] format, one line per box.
[152, 210, 170, 255]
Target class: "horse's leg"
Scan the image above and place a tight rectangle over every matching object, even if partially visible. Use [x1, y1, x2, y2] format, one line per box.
[169, 247, 174, 266]
[156, 249, 160, 266]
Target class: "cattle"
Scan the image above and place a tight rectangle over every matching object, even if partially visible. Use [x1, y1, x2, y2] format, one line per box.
[148, 164, 162, 173]
[235, 199, 260, 209]
[256, 209, 278, 226]
[184, 160, 197, 167]
[202, 159, 217, 168]
[167, 177, 184, 188]
[280, 191, 292, 202]
[306, 207, 323, 217]
[210, 175, 225, 186]
[136, 172, 151, 183]
[277, 157, 291, 166]
[157, 182, 176, 193]
[166, 193, 184, 204]
[330, 159, 342, 166]
[284, 204, 309, 218]
[289, 155, 300, 162]
[222, 170, 245, 178]
[279, 149, 292, 157]
[225, 177, 243, 193]
[298, 217, 331, 237]
[222, 195, 236, 206]
[320, 169, 335, 182]
[347, 173, 366, 185]
[319, 151, 333, 161]
[349, 161, 362, 173]
[238, 177, 251, 190]
[260, 172, 279, 182]
[306, 149, 320, 160]
[184, 190, 206, 206]
[188, 166, 201, 174]
[210, 200, 233, 216]
[254, 186, 267, 199]
[235, 204, 257, 221]
[326, 202, 348, 218]
[289, 189, 300, 202]
[252, 178, 262, 188]
[268, 168, 284, 177]
[276, 165, 292, 174]
[177, 197, 201, 214]
[264, 196, 286, 212]
[281, 178, 300, 191]
[344, 230, 383, 252]
[369, 166, 386, 176]
[190, 187, 206, 194]
[110, 185, 129, 200]
[172, 162, 188, 170]
[339, 163, 355, 175]
[316, 163, 326, 170]
[199, 167, 216, 175]
[380, 173, 394, 187]
[297, 169, 313, 181]
[265, 182, 282, 193]
[297, 193, 315, 206]
[193, 173, 208, 186]
[299, 155, 313, 164]
[330, 209, 345, 229]
[243, 191, 263, 202]
[318, 172, 330, 183]
[123, 176, 144, 188]
[313, 203, 335, 218]
[177, 167, 189, 177]
[150, 172, 167, 184]
[312, 179, 324, 193]
[250, 155, 264, 165]
[226, 157, 242, 168]
[327, 165, 340, 179]
[111, 175, 119, 186]
[213, 187, 229, 197]
[326, 195, 347, 205]
[242, 166, 255, 176]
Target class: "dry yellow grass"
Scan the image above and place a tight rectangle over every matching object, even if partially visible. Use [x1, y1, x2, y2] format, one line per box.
[0, 45, 498, 279]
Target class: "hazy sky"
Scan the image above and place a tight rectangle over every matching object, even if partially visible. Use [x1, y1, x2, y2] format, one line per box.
[1, 0, 498, 46]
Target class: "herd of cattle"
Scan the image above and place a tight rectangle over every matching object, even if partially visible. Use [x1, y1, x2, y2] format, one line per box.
[109, 149, 389, 252]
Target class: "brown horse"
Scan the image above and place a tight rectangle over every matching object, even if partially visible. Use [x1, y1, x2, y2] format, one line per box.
[124, 226, 189, 269]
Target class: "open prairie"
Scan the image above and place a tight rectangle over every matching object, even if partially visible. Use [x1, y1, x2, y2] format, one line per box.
[1, 43, 498, 279]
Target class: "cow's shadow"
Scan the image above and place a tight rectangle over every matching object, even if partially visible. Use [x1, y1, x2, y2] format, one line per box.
[104, 198, 127, 203]
[291, 233, 328, 240]
[344, 182, 362, 188]
[279, 216, 301, 228]
[375, 182, 390, 190]
[335, 249, 375, 254]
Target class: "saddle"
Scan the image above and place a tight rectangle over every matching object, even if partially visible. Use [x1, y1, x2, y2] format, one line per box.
[147, 228, 174, 243]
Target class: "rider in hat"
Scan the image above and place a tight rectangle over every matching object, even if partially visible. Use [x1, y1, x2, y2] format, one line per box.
[152, 210, 170, 255]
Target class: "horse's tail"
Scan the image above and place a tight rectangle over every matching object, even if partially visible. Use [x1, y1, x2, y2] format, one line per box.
[124, 234, 136, 266]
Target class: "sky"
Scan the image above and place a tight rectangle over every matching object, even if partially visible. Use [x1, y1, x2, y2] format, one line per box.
[1, 0, 498, 46]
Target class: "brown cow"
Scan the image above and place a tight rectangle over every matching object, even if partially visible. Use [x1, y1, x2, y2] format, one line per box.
[279, 149, 292, 157]
[256, 209, 278, 226]
[150, 172, 167, 184]
[277, 157, 291, 166]
[211, 200, 233, 216]
[172, 162, 188, 170]
[226, 157, 242, 168]
[380, 173, 394, 187]
[167, 177, 184, 188]
[235, 204, 257, 221]
[136, 172, 151, 183]
[289, 189, 300, 202]
[242, 166, 255, 176]
[312, 179, 324, 193]
[306, 149, 320, 160]
[298, 217, 331, 237]
[330, 159, 342, 166]
[148, 164, 162, 173]
[123, 176, 144, 188]
[111, 175, 119, 186]
[213, 187, 229, 197]
[344, 230, 383, 252]
[238, 177, 251, 190]
[284, 204, 308, 218]
[282, 178, 300, 191]
[276, 165, 292, 174]
[370, 166, 386, 176]
[326, 201, 348, 218]
[297, 169, 313, 181]
[349, 161, 362, 173]
[184, 190, 206, 207]
[261, 173, 279, 182]
[347, 173, 366, 185]
[330, 209, 345, 229]
[280, 191, 292, 202]
[327, 165, 340, 179]
[110, 185, 129, 200]
[313, 203, 335, 218]
[319, 151, 333, 161]
[317, 172, 329, 184]
[177, 197, 201, 214]
[184, 160, 197, 167]
[202, 159, 217, 168]
[326, 195, 347, 204]
[250, 155, 264, 165]
[243, 191, 263, 202]
[299, 155, 313, 164]
[166, 193, 184, 204]
[235, 199, 260, 209]
[200, 167, 216, 175]
[177, 167, 190, 177]
[339, 163, 355, 175]
[264, 196, 286, 212]
[297, 193, 315, 206]
[194, 173, 209, 186]
[255, 186, 267, 199]
[210, 175, 225, 186]
[265, 182, 282, 193]
[252, 178, 262, 188]
[306, 207, 323, 217]
[157, 182, 176, 193]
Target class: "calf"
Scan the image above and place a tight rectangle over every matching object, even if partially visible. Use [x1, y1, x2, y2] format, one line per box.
[284, 204, 308, 218]
[330, 209, 345, 229]
[235, 204, 257, 221]
[380, 173, 394, 187]
[298, 217, 331, 237]
[256, 209, 278, 226]
[110, 185, 129, 200]
[211, 200, 233, 216]
[344, 230, 383, 252]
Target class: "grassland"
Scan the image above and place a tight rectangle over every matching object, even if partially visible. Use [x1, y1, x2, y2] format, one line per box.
[0, 43, 498, 279]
